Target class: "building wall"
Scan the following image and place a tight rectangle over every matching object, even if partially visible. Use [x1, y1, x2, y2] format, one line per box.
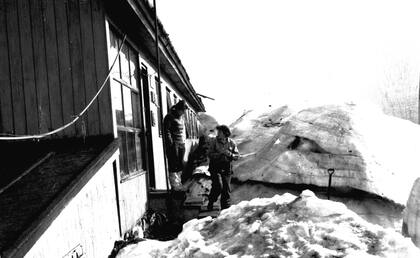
[24, 154, 120, 258]
[115, 158, 148, 234]
[0, 0, 113, 138]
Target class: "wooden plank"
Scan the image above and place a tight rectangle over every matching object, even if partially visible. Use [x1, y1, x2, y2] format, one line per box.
[5, 0, 26, 135]
[54, 0, 75, 137]
[67, 0, 86, 137]
[79, 0, 99, 136]
[198, 210, 219, 219]
[183, 196, 205, 207]
[200, 201, 220, 211]
[17, 0, 38, 135]
[43, 0, 63, 137]
[30, 0, 51, 134]
[91, 0, 113, 135]
[0, 0, 13, 134]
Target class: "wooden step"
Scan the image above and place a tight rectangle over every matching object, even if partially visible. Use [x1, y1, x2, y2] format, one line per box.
[198, 210, 220, 218]
[200, 200, 220, 211]
[183, 196, 205, 207]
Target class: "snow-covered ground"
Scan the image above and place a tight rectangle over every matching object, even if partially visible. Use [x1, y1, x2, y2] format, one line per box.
[117, 190, 420, 257]
[230, 181, 404, 232]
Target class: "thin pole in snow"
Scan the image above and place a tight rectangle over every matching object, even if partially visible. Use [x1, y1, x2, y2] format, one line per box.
[327, 168, 335, 200]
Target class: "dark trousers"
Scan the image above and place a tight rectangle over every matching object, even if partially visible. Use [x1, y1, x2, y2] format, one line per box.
[208, 171, 232, 209]
[167, 143, 185, 173]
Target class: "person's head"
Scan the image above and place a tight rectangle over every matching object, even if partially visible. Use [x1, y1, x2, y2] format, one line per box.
[172, 100, 187, 117]
[216, 125, 231, 139]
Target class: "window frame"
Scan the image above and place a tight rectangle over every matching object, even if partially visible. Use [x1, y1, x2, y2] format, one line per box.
[108, 28, 147, 181]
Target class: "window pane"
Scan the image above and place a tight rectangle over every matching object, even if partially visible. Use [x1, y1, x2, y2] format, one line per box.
[185, 110, 190, 139]
[129, 47, 139, 89]
[112, 82, 124, 126]
[132, 92, 141, 128]
[120, 44, 130, 83]
[118, 130, 128, 176]
[123, 86, 133, 127]
[127, 132, 137, 173]
[166, 88, 172, 113]
[135, 133, 144, 170]
[109, 30, 119, 75]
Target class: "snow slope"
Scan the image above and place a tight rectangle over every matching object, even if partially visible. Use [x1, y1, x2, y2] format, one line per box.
[403, 178, 420, 247]
[231, 103, 420, 205]
[197, 112, 218, 137]
[117, 190, 420, 257]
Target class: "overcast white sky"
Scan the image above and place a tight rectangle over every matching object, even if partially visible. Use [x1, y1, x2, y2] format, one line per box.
[158, 0, 420, 124]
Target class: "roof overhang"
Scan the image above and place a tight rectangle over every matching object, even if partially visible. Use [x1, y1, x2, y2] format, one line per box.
[105, 0, 205, 112]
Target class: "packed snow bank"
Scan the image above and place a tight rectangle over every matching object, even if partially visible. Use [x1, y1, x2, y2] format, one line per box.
[403, 178, 420, 247]
[231, 103, 420, 205]
[197, 113, 218, 137]
[117, 190, 419, 257]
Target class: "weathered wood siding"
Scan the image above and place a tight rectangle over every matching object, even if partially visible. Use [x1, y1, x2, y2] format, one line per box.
[116, 166, 148, 234]
[24, 155, 120, 258]
[0, 0, 113, 138]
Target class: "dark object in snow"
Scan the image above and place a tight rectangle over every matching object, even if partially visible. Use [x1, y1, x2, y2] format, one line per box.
[140, 209, 182, 241]
[142, 210, 167, 238]
[327, 168, 335, 200]
[108, 238, 145, 258]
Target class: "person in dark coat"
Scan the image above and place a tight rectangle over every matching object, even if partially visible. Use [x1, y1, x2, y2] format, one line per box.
[182, 135, 210, 182]
[207, 125, 240, 210]
[163, 100, 187, 190]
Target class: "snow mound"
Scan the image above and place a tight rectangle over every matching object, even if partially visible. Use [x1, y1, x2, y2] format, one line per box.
[403, 178, 420, 247]
[231, 103, 420, 204]
[197, 112, 218, 137]
[117, 191, 420, 257]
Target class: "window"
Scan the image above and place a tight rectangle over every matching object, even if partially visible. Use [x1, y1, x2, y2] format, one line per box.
[194, 113, 200, 138]
[166, 87, 172, 113]
[184, 108, 199, 140]
[184, 108, 189, 139]
[192, 112, 197, 138]
[173, 94, 178, 106]
[194, 113, 199, 138]
[155, 77, 163, 136]
[109, 28, 146, 179]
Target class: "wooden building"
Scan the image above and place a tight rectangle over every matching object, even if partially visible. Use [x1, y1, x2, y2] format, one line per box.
[0, 0, 205, 257]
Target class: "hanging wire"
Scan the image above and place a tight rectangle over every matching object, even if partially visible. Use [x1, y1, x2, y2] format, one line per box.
[0, 35, 127, 141]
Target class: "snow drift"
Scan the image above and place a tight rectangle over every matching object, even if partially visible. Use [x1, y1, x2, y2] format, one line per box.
[231, 103, 420, 205]
[403, 178, 420, 247]
[197, 112, 218, 137]
[117, 190, 420, 257]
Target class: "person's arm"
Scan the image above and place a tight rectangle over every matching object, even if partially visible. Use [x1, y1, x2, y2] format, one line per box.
[230, 141, 240, 161]
[229, 140, 240, 161]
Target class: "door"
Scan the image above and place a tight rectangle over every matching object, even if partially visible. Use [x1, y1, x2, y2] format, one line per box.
[140, 66, 156, 188]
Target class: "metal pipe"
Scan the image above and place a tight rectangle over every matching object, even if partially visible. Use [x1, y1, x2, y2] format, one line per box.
[327, 168, 335, 200]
